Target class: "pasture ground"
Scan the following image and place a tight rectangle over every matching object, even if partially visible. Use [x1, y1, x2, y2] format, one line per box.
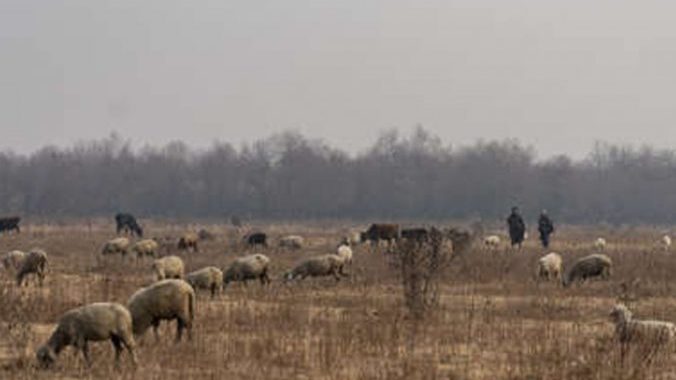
[1, 221, 676, 379]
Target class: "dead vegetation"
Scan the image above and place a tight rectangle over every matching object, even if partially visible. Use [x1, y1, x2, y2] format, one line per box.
[0, 221, 675, 379]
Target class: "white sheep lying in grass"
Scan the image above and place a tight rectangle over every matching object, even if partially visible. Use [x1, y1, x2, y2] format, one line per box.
[594, 237, 607, 251]
[483, 235, 501, 249]
[2, 250, 25, 271]
[127, 279, 195, 342]
[152, 255, 185, 280]
[537, 252, 562, 282]
[36, 302, 137, 368]
[610, 304, 676, 355]
[186, 266, 223, 298]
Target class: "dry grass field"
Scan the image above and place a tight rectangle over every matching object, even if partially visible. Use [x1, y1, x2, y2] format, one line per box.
[1, 221, 676, 379]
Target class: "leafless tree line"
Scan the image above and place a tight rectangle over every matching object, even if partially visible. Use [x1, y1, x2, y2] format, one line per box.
[0, 128, 675, 223]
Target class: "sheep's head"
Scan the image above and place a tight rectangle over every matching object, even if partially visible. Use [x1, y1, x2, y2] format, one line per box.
[610, 304, 632, 323]
[36, 345, 56, 367]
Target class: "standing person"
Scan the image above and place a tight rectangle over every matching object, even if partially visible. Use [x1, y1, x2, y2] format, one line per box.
[538, 210, 555, 249]
[506, 206, 526, 249]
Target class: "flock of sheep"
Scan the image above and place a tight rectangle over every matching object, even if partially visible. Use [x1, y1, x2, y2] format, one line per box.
[2, 224, 676, 370]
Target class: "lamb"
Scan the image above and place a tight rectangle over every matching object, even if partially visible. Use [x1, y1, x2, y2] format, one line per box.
[609, 303, 676, 355]
[177, 232, 199, 252]
[562, 253, 612, 287]
[127, 279, 195, 342]
[223, 254, 271, 286]
[661, 235, 672, 252]
[594, 237, 607, 251]
[185, 266, 223, 298]
[16, 248, 48, 286]
[483, 235, 501, 249]
[285, 254, 345, 281]
[336, 243, 353, 268]
[36, 302, 137, 368]
[2, 250, 25, 271]
[152, 255, 185, 281]
[537, 252, 562, 282]
[132, 239, 159, 259]
[102, 237, 130, 256]
[279, 235, 304, 250]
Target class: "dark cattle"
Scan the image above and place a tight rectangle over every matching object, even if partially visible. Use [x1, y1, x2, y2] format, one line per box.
[0, 216, 20, 234]
[401, 227, 429, 243]
[245, 232, 267, 248]
[115, 213, 143, 238]
[360, 223, 400, 246]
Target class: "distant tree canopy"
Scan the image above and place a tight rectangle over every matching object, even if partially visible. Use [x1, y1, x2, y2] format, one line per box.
[1, 129, 676, 224]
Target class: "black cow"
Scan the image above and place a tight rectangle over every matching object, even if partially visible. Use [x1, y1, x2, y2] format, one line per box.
[401, 227, 429, 243]
[360, 223, 400, 246]
[115, 213, 143, 238]
[0, 216, 20, 235]
[245, 232, 267, 248]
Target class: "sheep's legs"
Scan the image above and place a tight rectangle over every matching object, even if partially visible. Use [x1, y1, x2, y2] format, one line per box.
[111, 336, 123, 367]
[80, 341, 92, 368]
[152, 319, 161, 342]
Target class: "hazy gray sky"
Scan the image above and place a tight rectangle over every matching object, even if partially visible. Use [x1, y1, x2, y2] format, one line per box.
[3, 1, 676, 158]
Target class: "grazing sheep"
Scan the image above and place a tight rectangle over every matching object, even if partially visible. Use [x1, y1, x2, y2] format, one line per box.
[16, 248, 47, 286]
[2, 250, 25, 271]
[102, 237, 130, 256]
[562, 254, 612, 287]
[223, 254, 271, 286]
[285, 254, 345, 281]
[537, 252, 563, 281]
[662, 235, 672, 252]
[132, 239, 159, 259]
[610, 304, 676, 356]
[185, 266, 223, 298]
[594, 237, 607, 251]
[483, 235, 501, 249]
[245, 232, 267, 248]
[127, 279, 195, 342]
[336, 243, 353, 268]
[177, 232, 199, 252]
[279, 235, 304, 250]
[152, 255, 185, 281]
[36, 302, 137, 368]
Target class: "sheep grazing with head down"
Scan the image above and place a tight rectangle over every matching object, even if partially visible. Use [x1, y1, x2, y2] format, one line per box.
[132, 239, 159, 259]
[177, 232, 199, 252]
[279, 235, 304, 250]
[562, 254, 612, 287]
[2, 250, 25, 271]
[102, 237, 130, 256]
[127, 279, 195, 342]
[223, 254, 271, 287]
[36, 302, 137, 368]
[609, 303, 676, 355]
[185, 266, 223, 298]
[483, 235, 501, 250]
[537, 252, 563, 282]
[285, 254, 345, 281]
[152, 255, 185, 281]
[16, 248, 47, 286]
[594, 237, 607, 251]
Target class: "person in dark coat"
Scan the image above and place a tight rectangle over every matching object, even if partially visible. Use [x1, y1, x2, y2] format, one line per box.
[537, 210, 555, 248]
[506, 206, 526, 248]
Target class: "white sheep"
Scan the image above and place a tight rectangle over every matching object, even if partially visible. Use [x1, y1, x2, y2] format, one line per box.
[102, 237, 130, 256]
[336, 243, 353, 268]
[610, 304, 676, 354]
[127, 279, 195, 342]
[661, 235, 671, 252]
[36, 302, 137, 368]
[16, 248, 48, 286]
[2, 250, 25, 271]
[537, 252, 562, 282]
[594, 237, 607, 251]
[185, 266, 223, 298]
[152, 255, 185, 281]
[223, 254, 271, 286]
[132, 239, 159, 259]
[279, 235, 304, 250]
[483, 235, 501, 249]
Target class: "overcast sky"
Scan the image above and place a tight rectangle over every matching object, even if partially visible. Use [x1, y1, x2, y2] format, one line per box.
[3, 1, 676, 158]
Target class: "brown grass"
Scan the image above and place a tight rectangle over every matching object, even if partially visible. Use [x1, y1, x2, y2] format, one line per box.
[1, 222, 676, 379]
